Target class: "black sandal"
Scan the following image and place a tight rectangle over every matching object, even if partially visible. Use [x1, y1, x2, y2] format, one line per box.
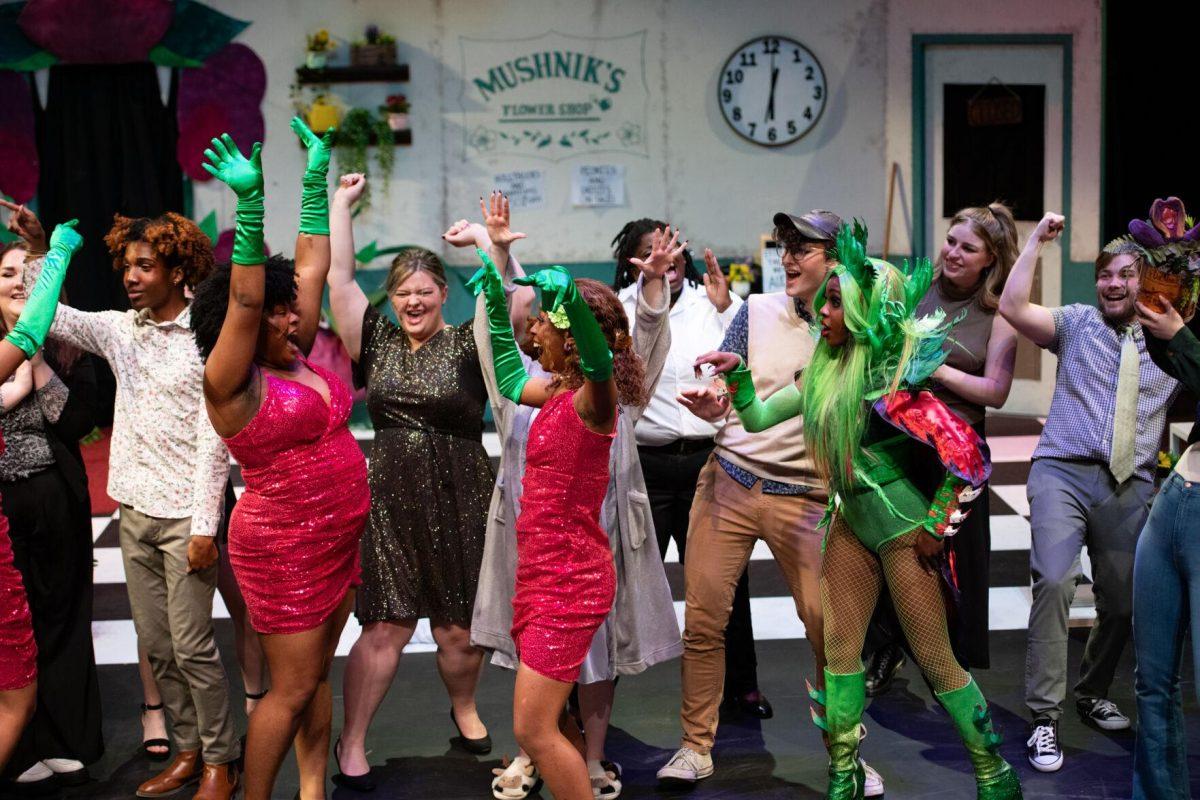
[245, 689, 268, 702]
[140, 702, 170, 761]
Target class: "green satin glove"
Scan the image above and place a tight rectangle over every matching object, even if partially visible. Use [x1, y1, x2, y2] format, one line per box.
[726, 358, 802, 432]
[291, 116, 334, 236]
[4, 220, 82, 358]
[514, 266, 613, 382]
[202, 133, 265, 265]
[470, 248, 529, 403]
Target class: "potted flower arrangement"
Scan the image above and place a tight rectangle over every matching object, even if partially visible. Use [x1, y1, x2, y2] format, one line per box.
[351, 24, 397, 67]
[305, 29, 336, 69]
[380, 94, 409, 131]
[1108, 196, 1200, 318]
[728, 262, 754, 298]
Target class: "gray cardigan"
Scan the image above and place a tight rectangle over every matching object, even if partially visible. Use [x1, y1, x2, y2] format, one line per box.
[469, 279, 682, 680]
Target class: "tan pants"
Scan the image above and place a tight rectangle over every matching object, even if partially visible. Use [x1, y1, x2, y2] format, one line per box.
[119, 505, 237, 764]
[680, 455, 826, 754]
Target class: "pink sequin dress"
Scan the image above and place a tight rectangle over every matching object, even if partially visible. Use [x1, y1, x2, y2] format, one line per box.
[0, 433, 36, 690]
[223, 361, 369, 635]
[511, 390, 617, 683]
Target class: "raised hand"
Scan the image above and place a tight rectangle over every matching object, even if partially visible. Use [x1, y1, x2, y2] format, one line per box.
[480, 191, 526, 249]
[1034, 212, 1065, 244]
[291, 115, 335, 173]
[702, 248, 733, 312]
[48, 219, 83, 255]
[333, 173, 368, 208]
[693, 350, 742, 377]
[202, 134, 264, 200]
[443, 218, 489, 249]
[0, 198, 47, 252]
[514, 266, 576, 313]
[629, 225, 684, 282]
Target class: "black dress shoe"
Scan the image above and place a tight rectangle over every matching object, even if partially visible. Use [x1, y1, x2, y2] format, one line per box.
[735, 690, 774, 719]
[449, 707, 493, 754]
[331, 736, 376, 792]
[865, 644, 906, 697]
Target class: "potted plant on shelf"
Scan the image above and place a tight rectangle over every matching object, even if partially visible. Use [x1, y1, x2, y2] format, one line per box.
[335, 108, 396, 210]
[380, 94, 410, 131]
[305, 29, 336, 69]
[728, 262, 754, 298]
[351, 24, 397, 67]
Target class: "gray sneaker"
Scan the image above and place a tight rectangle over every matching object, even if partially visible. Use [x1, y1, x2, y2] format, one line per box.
[655, 747, 714, 786]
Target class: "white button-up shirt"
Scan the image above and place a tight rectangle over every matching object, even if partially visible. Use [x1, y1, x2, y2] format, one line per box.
[41, 271, 229, 535]
[619, 279, 742, 446]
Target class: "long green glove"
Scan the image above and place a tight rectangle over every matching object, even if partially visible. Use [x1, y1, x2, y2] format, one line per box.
[514, 266, 612, 382]
[4, 220, 82, 358]
[468, 248, 529, 403]
[291, 116, 334, 236]
[202, 133, 265, 265]
[726, 358, 802, 432]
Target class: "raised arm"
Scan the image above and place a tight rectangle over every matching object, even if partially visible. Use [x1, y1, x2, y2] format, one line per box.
[200, 134, 267, 436]
[327, 173, 370, 360]
[291, 116, 336, 354]
[468, 248, 537, 407]
[998, 212, 1063, 348]
[1, 219, 82, 382]
[932, 313, 1018, 408]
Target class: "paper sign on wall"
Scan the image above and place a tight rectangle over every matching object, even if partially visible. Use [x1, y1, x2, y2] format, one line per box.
[492, 170, 546, 210]
[761, 238, 784, 293]
[570, 165, 626, 208]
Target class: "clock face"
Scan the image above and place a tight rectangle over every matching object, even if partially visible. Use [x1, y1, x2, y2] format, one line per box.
[718, 36, 827, 147]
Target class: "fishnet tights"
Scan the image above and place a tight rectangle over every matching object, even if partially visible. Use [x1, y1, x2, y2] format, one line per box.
[821, 519, 969, 694]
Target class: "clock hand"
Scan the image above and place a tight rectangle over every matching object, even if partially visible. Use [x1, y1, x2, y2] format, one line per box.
[766, 59, 779, 122]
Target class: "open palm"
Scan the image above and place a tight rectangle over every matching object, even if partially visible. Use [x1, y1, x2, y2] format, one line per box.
[481, 191, 526, 248]
[202, 134, 263, 199]
[514, 266, 575, 311]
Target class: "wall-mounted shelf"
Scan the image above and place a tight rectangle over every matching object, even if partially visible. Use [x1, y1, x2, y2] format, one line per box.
[300, 130, 412, 147]
[295, 65, 410, 85]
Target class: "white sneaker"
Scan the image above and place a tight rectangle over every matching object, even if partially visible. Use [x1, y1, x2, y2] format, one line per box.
[15, 762, 53, 783]
[41, 759, 84, 773]
[1026, 718, 1064, 772]
[861, 759, 885, 797]
[655, 747, 714, 785]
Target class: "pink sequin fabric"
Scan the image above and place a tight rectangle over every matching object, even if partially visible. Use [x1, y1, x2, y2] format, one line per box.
[223, 361, 369, 635]
[511, 390, 617, 683]
[0, 434, 36, 690]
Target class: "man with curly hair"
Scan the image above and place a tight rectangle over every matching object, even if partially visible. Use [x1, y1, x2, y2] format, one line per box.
[20, 210, 239, 798]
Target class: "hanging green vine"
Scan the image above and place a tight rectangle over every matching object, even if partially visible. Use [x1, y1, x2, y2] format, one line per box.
[334, 108, 396, 210]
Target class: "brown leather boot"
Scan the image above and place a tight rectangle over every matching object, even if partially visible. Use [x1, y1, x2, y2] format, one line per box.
[192, 762, 239, 800]
[136, 750, 202, 797]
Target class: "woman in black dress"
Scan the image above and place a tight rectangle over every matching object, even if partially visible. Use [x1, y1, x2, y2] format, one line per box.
[0, 241, 102, 788]
[327, 175, 507, 787]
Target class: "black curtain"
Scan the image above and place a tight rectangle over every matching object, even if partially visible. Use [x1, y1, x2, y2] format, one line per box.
[33, 63, 183, 424]
[35, 63, 182, 311]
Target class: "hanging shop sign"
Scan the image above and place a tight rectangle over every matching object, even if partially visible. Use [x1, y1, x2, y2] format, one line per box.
[459, 30, 648, 161]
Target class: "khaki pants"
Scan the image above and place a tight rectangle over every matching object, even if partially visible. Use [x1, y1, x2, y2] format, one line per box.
[679, 456, 826, 754]
[119, 505, 236, 764]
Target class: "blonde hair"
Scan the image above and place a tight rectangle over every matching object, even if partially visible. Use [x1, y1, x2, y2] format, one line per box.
[939, 202, 1018, 312]
[385, 247, 446, 295]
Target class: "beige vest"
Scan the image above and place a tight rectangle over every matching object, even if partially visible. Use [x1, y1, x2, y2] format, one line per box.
[714, 292, 825, 497]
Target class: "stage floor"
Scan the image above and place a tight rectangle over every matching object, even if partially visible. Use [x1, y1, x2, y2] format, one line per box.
[57, 628, 1197, 799]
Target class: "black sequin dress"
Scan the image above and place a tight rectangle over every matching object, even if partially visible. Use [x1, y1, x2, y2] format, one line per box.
[355, 305, 495, 624]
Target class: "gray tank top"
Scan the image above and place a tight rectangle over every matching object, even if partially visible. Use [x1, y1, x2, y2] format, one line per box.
[916, 276, 996, 425]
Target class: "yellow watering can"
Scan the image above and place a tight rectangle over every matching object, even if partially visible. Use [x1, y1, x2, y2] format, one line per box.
[306, 94, 344, 134]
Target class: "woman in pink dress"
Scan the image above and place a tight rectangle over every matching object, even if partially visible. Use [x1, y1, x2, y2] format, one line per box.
[191, 131, 367, 800]
[0, 215, 81, 771]
[472, 244, 649, 799]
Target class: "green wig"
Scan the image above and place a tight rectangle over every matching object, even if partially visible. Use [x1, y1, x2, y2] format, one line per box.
[800, 221, 950, 495]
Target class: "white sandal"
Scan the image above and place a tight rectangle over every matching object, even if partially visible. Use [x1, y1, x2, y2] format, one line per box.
[491, 754, 542, 800]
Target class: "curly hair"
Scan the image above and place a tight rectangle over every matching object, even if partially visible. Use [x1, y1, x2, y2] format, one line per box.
[773, 221, 835, 261]
[190, 255, 298, 360]
[105, 212, 214, 289]
[548, 278, 646, 407]
[610, 217, 700, 291]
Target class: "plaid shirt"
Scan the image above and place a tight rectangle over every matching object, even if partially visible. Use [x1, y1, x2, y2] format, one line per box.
[1033, 304, 1179, 482]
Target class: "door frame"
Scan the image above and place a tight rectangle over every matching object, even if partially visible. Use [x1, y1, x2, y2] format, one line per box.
[911, 34, 1095, 305]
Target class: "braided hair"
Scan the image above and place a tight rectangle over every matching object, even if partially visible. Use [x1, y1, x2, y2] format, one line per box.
[610, 218, 701, 291]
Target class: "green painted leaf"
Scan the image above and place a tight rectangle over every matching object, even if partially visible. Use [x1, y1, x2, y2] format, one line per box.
[197, 211, 218, 245]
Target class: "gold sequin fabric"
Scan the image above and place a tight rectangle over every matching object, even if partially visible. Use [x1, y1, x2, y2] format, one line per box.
[356, 306, 494, 624]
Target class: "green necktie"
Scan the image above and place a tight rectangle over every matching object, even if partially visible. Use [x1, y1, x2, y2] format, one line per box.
[1109, 326, 1139, 484]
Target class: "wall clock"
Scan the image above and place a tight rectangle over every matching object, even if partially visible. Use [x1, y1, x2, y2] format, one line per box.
[718, 36, 827, 147]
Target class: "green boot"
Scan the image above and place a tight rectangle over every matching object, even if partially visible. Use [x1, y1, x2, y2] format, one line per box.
[937, 678, 1023, 800]
[813, 670, 866, 800]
